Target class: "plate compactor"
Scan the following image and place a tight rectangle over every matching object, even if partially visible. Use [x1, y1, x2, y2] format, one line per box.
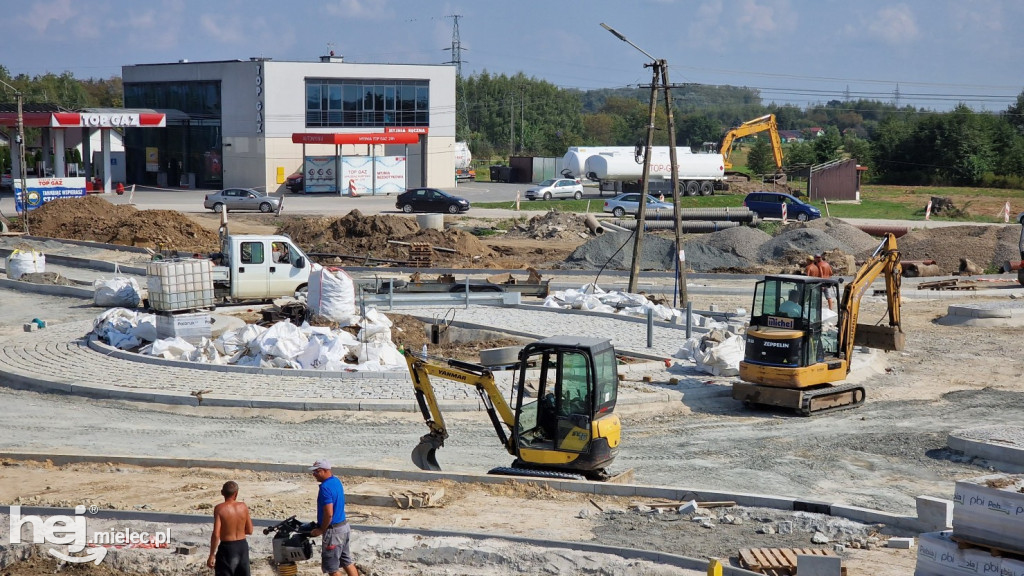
[263, 516, 315, 575]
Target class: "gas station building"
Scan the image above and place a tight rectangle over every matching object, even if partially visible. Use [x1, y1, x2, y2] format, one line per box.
[120, 55, 458, 193]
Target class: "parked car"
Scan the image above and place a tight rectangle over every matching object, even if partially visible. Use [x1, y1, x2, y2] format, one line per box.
[455, 168, 476, 182]
[525, 178, 584, 200]
[1, 172, 12, 190]
[285, 172, 304, 193]
[602, 193, 674, 218]
[743, 191, 820, 222]
[204, 188, 281, 213]
[395, 188, 470, 214]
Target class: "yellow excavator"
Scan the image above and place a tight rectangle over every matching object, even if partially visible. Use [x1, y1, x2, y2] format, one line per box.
[403, 336, 623, 480]
[719, 114, 785, 175]
[734, 233, 904, 415]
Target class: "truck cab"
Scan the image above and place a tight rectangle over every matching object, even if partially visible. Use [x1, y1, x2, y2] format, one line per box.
[215, 235, 314, 300]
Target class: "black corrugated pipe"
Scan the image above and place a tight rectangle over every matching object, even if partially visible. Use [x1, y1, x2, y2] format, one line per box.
[674, 207, 759, 222]
[612, 220, 743, 233]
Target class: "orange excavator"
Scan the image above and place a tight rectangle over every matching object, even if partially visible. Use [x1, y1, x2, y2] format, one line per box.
[719, 114, 785, 176]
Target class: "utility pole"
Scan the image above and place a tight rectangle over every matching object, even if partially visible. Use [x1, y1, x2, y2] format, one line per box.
[601, 23, 681, 295]
[660, 64, 686, 307]
[1, 79, 29, 233]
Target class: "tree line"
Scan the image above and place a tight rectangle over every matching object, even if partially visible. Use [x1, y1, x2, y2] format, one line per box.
[458, 72, 1024, 188]
[3, 64, 1021, 188]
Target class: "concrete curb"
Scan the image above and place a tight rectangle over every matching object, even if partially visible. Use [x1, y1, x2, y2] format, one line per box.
[948, 432, 1024, 473]
[0, 505, 761, 575]
[0, 277, 95, 299]
[0, 452, 923, 533]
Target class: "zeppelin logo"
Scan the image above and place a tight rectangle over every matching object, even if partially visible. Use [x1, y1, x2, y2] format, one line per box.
[81, 114, 140, 127]
[762, 341, 789, 349]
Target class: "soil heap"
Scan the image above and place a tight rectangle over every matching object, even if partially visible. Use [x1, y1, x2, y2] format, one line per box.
[26, 196, 219, 253]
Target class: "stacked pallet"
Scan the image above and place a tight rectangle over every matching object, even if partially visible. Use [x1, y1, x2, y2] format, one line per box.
[915, 474, 1024, 575]
[408, 243, 432, 268]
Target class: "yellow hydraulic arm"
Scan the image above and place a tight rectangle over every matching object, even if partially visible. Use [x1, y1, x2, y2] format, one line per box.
[403, 349, 517, 471]
[837, 233, 904, 369]
[720, 114, 784, 172]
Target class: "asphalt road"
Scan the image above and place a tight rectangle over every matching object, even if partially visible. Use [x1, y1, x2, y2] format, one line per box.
[0, 182, 995, 228]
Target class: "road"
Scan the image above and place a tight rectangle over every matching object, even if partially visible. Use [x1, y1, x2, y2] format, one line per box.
[0, 182, 993, 228]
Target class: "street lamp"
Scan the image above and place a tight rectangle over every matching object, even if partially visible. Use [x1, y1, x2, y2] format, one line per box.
[599, 24, 684, 304]
[0, 78, 30, 234]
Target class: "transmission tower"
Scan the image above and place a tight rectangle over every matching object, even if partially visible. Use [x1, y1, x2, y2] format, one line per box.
[443, 14, 467, 78]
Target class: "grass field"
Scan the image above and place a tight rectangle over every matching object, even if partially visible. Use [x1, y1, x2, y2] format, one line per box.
[474, 184, 1024, 222]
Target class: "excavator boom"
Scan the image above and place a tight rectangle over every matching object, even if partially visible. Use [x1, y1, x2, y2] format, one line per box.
[720, 114, 784, 172]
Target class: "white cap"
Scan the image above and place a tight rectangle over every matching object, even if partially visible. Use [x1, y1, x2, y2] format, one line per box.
[308, 459, 331, 471]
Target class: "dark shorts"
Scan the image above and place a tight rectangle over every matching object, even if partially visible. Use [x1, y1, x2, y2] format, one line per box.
[215, 539, 250, 576]
[321, 523, 353, 573]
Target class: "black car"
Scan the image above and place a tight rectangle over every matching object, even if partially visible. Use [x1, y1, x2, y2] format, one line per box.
[395, 188, 470, 214]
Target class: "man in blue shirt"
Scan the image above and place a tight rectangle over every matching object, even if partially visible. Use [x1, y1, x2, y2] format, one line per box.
[308, 459, 357, 576]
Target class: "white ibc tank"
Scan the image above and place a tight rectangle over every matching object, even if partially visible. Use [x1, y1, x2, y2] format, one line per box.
[454, 142, 472, 170]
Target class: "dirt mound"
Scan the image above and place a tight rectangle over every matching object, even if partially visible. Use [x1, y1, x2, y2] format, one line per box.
[503, 210, 591, 241]
[896, 224, 1021, 274]
[27, 196, 219, 252]
[280, 210, 495, 267]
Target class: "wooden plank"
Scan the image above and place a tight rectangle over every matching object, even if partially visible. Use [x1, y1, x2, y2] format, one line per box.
[738, 547, 838, 574]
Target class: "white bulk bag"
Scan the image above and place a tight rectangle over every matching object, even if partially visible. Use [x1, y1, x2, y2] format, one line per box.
[6, 249, 45, 280]
[307, 268, 357, 325]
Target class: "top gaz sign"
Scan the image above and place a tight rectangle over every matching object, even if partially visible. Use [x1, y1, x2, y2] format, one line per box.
[50, 112, 167, 128]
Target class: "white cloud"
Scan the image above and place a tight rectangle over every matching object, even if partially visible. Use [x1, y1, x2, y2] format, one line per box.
[18, 0, 79, 34]
[867, 4, 920, 45]
[324, 0, 394, 19]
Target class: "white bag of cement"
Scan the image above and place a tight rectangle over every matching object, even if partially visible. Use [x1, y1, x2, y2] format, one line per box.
[6, 249, 45, 280]
[253, 321, 308, 360]
[694, 334, 744, 377]
[350, 342, 405, 371]
[93, 276, 142, 308]
[357, 308, 394, 343]
[143, 337, 196, 359]
[215, 324, 267, 356]
[91, 308, 156, 348]
[308, 267, 357, 325]
[296, 335, 350, 371]
[673, 336, 702, 360]
[542, 297, 567, 308]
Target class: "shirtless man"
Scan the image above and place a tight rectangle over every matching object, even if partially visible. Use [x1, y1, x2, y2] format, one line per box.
[208, 481, 254, 575]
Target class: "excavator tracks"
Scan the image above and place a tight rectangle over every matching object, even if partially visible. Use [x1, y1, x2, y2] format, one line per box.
[797, 382, 866, 416]
[733, 381, 867, 416]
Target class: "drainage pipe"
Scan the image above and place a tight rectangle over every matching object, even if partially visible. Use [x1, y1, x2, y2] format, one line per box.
[584, 213, 605, 235]
[674, 207, 759, 222]
[612, 220, 743, 233]
[1002, 260, 1023, 273]
[598, 221, 631, 234]
[855, 225, 909, 238]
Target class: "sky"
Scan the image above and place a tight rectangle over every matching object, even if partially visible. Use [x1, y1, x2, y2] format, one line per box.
[3, 0, 1022, 112]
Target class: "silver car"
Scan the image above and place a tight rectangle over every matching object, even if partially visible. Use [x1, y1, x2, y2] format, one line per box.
[602, 193, 674, 218]
[204, 188, 281, 213]
[525, 178, 584, 200]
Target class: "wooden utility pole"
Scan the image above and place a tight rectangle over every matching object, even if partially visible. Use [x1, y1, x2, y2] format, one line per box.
[660, 63, 686, 307]
[626, 62, 661, 293]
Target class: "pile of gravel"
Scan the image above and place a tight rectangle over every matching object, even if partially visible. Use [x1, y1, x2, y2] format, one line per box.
[683, 226, 772, 272]
[564, 233, 676, 270]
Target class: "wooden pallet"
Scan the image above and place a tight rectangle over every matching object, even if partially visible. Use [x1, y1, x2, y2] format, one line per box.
[738, 547, 845, 575]
[916, 279, 977, 291]
[950, 535, 1024, 559]
[408, 242, 433, 268]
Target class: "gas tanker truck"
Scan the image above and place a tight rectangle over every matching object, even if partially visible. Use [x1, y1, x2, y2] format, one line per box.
[561, 146, 725, 197]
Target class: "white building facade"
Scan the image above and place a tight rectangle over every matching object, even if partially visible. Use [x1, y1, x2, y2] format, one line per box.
[121, 56, 456, 193]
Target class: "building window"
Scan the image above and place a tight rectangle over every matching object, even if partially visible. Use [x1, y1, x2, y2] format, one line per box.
[305, 79, 428, 128]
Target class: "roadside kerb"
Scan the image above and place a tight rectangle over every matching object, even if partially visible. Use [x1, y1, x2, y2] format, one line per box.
[0, 452, 921, 534]
[0, 504, 762, 575]
[0, 277, 94, 299]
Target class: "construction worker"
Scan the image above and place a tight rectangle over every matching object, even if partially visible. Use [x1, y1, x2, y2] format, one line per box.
[814, 254, 836, 311]
[804, 255, 820, 277]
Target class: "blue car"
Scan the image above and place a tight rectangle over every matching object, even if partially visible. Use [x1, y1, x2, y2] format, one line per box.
[743, 191, 821, 221]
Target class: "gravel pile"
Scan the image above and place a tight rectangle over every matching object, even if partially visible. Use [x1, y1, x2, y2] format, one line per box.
[564, 234, 676, 270]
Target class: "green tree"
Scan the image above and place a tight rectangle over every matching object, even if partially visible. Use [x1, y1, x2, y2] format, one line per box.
[813, 125, 843, 162]
[745, 136, 776, 174]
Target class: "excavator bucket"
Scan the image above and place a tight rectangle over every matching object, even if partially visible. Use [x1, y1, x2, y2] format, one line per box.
[853, 323, 905, 352]
[411, 432, 445, 472]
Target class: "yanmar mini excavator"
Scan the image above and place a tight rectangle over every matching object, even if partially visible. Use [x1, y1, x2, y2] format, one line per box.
[403, 336, 625, 481]
[735, 234, 904, 415]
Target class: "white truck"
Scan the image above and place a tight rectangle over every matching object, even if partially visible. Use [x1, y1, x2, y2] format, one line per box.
[212, 234, 315, 301]
[561, 146, 726, 196]
[455, 141, 475, 181]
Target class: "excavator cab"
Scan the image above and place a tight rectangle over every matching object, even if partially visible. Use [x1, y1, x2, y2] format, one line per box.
[405, 336, 622, 480]
[742, 275, 839, 372]
[511, 337, 620, 476]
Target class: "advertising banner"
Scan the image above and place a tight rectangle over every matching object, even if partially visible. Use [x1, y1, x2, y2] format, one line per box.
[341, 156, 406, 196]
[14, 178, 88, 213]
[146, 147, 160, 172]
[303, 156, 338, 193]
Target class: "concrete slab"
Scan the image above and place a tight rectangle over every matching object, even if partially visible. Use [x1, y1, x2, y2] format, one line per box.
[796, 554, 843, 576]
